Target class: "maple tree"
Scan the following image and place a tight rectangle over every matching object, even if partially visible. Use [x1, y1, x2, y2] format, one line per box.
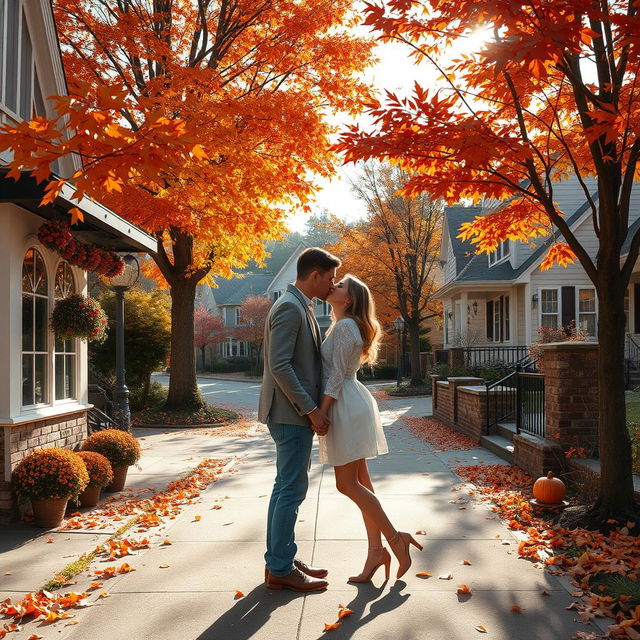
[330, 162, 442, 383]
[0, 0, 373, 409]
[194, 305, 225, 371]
[233, 295, 273, 375]
[337, 0, 640, 527]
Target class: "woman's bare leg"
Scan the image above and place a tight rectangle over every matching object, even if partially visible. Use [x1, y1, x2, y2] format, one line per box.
[334, 459, 422, 580]
[356, 459, 383, 548]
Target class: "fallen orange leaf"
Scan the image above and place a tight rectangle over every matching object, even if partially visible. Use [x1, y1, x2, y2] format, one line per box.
[194, 516, 201, 522]
[162, 540, 172, 545]
[27, 635, 43, 640]
[234, 591, 245, 599]
[511, 605, 524, 612]
[475, 625, 488, 633]
[416, 572, 431, 578]
[65, 620, 79, 626]
[457, 585, 472, 595]
[415, 530, 427, 535]
[324, 623, 340, 631]
[338, 608, 353, 619]
[89, 582, 103, 590]
[98, 591, 110, 598]
[462, 560, 472, 565]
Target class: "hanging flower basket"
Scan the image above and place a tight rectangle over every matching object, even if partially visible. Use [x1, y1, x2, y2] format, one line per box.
[38, 221, 125, 277]
[50, 294, 108, 343]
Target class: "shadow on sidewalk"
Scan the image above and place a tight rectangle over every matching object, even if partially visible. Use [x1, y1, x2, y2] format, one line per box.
[194, 584, 305, 639]
[309, 581, 411, 640]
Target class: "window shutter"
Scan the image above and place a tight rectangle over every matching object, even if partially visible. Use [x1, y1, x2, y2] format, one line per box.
[499, 296, 504, 343]
[486, 301, 493, 340]
[561, 286, 576, 331]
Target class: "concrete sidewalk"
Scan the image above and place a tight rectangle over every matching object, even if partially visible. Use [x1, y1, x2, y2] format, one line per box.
[0, 396, 584, 640]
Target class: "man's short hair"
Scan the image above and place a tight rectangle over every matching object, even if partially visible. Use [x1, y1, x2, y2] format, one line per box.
[296, 247, 341, 279]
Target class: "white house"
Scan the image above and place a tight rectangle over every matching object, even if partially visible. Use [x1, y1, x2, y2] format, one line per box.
[436, 175, 640, 361]
[0, 0, 156, 519]
[198, 243, 332, 362]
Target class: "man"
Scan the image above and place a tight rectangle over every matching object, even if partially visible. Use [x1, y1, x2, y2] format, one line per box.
[259, 247, 341, 592]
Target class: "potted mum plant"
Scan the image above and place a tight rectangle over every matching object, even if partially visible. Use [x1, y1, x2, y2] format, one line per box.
[50, 293, 108, 343]
[76, 451, 113, 507]
[81, 429, 141, 492]
[12, 448, 89, 528]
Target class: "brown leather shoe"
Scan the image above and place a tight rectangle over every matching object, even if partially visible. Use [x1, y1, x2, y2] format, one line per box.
[267, 567, 328, 592]
[265, 559, 328, 582]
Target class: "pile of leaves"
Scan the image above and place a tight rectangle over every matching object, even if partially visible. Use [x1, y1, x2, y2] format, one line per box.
[131, 405, 237, 427]
[187, 418, 268, 438]
[455, 464, 640, 638]
[62, 458, 230, 531]
[402, 416, 478, 451]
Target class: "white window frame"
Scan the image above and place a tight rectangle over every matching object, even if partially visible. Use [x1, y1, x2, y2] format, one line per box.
[577, 287, 597, 336]
[22, 248, 49, 409]
[539, 287, 560, 330]
[488, 239, 510, 267]
[234, 307, 241, 325]
[0, 2, 35, 122]
[53, 260, 78, 403]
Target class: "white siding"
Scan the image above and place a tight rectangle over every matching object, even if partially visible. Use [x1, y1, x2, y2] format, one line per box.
[516, 285, 526, 344]
[443, 236, 457, 283]
[512, 176, 598, 269]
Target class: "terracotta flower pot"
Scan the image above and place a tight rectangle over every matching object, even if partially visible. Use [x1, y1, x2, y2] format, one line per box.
[78, 485, 102, 508]
[105, 466, 129, 492]
[31, 496, 69, 528]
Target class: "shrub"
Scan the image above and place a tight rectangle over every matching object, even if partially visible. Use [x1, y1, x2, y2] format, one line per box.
[129, 381, 168, 411]
[12, 448, 89, 500]
[82, 429, 141, 468]
[529, 321, 589, 361]
[208, 357, 251, 373]
[629, 422, 640, 475]
[76, 451, 113, 489]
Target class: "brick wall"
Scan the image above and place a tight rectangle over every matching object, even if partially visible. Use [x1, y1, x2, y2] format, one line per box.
[513, 432, 564, 479]
[539, 342, 599, 454]
[456, 387, 485, 442]
[0, 410, 88, 522]
[433, 381, 454, 425]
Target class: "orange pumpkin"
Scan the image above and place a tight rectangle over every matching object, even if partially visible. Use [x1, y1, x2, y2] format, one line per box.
[533, 471, 566, 505]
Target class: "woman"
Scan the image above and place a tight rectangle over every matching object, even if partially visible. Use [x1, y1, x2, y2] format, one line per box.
[318, 274, 422, 582]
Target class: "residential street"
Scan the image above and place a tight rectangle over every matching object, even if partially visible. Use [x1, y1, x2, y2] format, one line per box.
[0, 381, 586, 639]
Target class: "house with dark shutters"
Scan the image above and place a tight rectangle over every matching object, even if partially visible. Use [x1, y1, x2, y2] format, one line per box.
[435, 174, 640, 363]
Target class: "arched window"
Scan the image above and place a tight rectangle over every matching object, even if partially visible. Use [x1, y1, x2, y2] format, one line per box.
[54, 261, 76, 400]
[22, 249, 48, 406]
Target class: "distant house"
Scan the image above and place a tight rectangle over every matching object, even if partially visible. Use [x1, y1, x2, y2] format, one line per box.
[436, 175, 640, 358]
[197, 244, 332, 363]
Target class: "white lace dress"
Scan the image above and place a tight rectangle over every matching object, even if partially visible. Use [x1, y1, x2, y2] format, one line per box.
[318, 318, 388, 467]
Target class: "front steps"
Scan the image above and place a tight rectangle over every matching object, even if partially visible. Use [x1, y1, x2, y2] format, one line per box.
[480, 421, 516, 463]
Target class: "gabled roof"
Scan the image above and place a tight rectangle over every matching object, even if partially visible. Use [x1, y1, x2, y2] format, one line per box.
[211, 273, 273, 306]
[444, 205, 483, 274]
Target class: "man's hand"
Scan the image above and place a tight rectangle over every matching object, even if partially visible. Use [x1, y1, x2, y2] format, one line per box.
[308, 407, 330, 436]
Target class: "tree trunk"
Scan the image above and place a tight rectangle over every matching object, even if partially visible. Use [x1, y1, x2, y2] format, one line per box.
[142, 374, 151, 408]
[408, 319, 423, 384]
[594, 274, 636, 516]
[200, 346, 206, 371]
[166, 278, 202, 409]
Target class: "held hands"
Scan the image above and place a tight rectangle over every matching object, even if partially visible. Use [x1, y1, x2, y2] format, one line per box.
[309, 407, 330, 436]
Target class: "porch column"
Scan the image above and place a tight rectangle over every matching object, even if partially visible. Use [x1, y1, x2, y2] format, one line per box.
[509, 287, 517, 345]
[524, 282, 532, 346]
[460, 291, 468, 344]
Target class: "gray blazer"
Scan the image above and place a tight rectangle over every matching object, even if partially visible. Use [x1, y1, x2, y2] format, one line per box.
[258, 284, 322, 427]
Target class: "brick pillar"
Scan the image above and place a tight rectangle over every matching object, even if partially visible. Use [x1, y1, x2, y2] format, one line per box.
[430, 374, 441, 409]
[447, 377, 483, 424]
[539, 341, 599, 454]
[448, 347, 465, 370]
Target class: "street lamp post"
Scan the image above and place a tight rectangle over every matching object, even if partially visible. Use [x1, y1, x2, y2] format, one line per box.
[393, 316, 405, 387]
[107, 254, 140, 431]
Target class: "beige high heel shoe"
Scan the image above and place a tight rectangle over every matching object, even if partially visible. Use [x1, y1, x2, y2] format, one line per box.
[389, 531, 423, 579]
[348, 547, 391, 583]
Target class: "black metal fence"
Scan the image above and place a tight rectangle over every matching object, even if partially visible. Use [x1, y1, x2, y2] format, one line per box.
[465, 346, 530, 368]
[485, 369, 545, 437]
[485, 370, 518, 430]
[624, 334, 640, 389]
[516, 372, 545, 437]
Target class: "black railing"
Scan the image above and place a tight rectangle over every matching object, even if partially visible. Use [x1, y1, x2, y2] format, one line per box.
[466, 346, 529, 369]
[485, 370, 518, 433]
[516, 372, 545, 437]
[625, 334, 640, 389]
[88, 406, 115, 433]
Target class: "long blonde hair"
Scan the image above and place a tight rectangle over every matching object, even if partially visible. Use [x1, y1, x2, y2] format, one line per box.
[335, 274, 382, 365]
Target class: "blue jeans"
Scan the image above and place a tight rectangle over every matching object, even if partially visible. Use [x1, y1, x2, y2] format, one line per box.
[265, 422, 313, 577]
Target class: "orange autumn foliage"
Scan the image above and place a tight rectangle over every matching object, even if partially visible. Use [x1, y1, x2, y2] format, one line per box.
[0, 0, 375, 408]
[337, 0, 640, 522]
